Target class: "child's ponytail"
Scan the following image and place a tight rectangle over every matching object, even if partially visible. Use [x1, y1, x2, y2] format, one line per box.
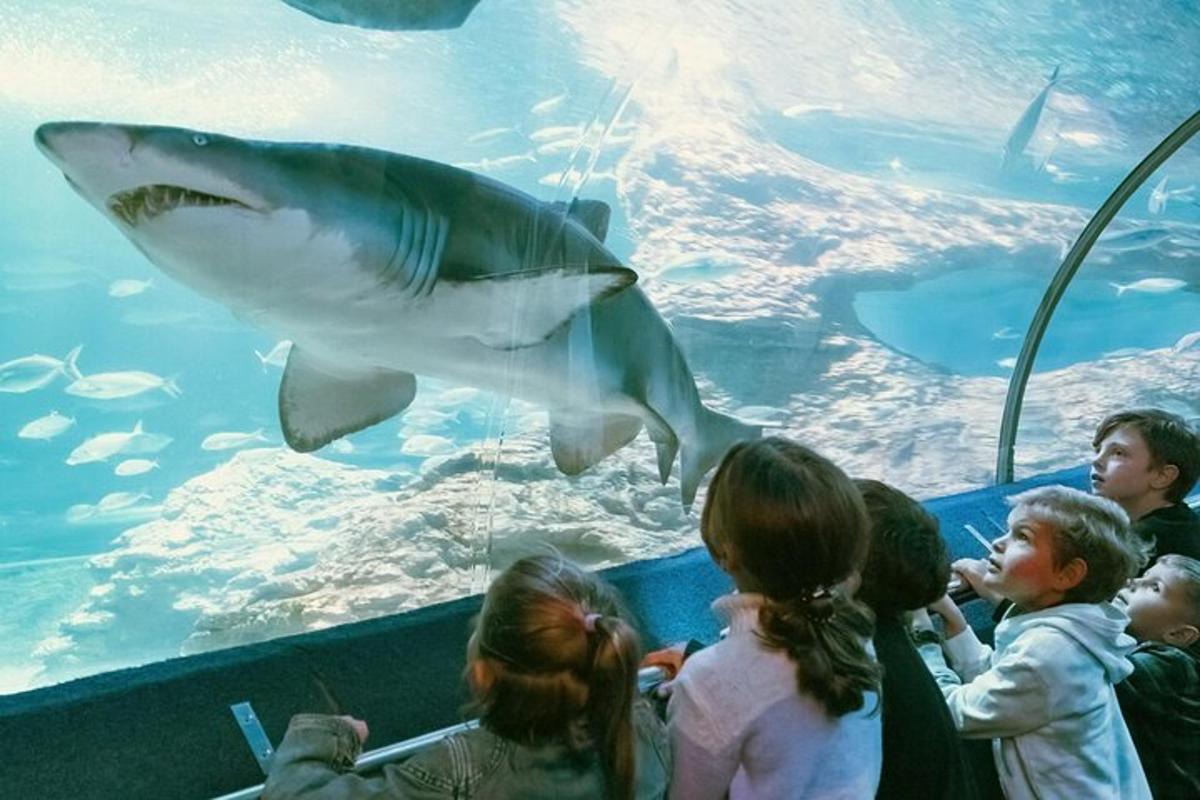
[470, 555, 643, 800]
[586, 614, 640, 800]
[759, 591, 880, 717]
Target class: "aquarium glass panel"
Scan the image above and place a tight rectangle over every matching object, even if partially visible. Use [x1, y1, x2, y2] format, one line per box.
[2, 0, 1198, 693]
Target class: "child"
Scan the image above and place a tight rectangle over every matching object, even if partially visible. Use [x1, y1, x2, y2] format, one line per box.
[264, 555, 670, 800]
[1091, 408, 1200, 561]
[667, 437, 883, 799]
[1113, 554, 1200, 798]
[854, 479, 979, 800]
[957, 407, 1198, 607]
[915, 485, 1150, 800]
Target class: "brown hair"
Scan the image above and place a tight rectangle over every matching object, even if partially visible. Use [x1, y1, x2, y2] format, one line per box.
[470, 554, 641, 800]
[702, 437, 882, 717]
[855, 478, 950, 617]
[1093, 409, 1200, 503]
[1008, 485, 1145, 603]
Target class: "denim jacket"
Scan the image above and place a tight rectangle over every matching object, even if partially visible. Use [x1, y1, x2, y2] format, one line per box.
[262, 699, 670, 799]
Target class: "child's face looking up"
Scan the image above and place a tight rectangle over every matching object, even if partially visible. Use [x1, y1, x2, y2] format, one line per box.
[1091, 425, 1170, 508]
[1115, 562, 1195, 644]
[983, 511, 1079, 611]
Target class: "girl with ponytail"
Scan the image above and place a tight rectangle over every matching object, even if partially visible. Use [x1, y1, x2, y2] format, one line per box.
[666, 437, 883, 799]
[265, 554, 669, 800]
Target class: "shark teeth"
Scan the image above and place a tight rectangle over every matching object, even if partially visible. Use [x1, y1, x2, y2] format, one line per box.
[106, 184, 252, 226]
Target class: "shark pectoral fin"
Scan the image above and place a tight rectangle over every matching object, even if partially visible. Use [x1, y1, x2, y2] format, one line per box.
[642, 409, 679, 484]
[567, 199, 611, 242]
[549, 412, 642, 475]
[279, 349, 416, 452]
[445, 265, 636, 349]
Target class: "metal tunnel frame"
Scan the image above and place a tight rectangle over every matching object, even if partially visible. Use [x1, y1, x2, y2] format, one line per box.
[995, 109, 1200, 484]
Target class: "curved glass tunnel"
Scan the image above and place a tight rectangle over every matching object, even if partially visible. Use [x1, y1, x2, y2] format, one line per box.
[1, 0, 1199, 697]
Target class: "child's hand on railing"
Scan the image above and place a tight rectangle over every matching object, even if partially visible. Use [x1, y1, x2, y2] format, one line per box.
[927, 594, 969, 640]
[338, 715, 369, 745]
[952, 558, 1004, 606]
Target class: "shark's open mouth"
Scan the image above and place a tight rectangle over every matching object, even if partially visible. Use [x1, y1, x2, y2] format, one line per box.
[107, 184, 252, 226]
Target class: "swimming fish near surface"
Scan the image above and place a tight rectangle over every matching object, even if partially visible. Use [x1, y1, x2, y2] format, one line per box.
[530, 91, 568, 116]
[65, 370, 180, 400]
[108, 278, 153, 297]
[1148, 176, 1195, 216]
[1110, 278, 1186, 296]
[35, 121, 761, 505]
[200, 429, 270, 451]
[114, 458, 159, 476]
[66, 420, 173, 465]
[278, 0, 482, 30]
[1096, 226, 1172, 252]
[255, 340, 293, 370]
[0, 345, 83, 393]
[1001, 65, 1060, 172]
[18, 410, 76, 440]
[97, 490, 150, 512]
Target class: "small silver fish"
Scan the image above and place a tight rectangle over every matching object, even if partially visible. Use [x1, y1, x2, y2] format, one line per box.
[114, 458, 159, 476]
[201, 429, 270, 451]
[254, 340, 292, 371]
[1110, 278, 1186, 296]
[66, 370, 180, 400]
[0, 345, 83, 393]
[531, 91, 567, 116]
[108, 278, 153, 297]
[18, 410, 76, 440]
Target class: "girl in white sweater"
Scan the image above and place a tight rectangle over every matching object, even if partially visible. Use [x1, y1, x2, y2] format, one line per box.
[667, 437, 883, 799]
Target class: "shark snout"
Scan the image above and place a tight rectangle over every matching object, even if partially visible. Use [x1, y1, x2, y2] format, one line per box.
[35, 121, 134, 173]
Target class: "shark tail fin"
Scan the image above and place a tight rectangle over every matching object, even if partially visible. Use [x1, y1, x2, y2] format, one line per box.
[1047, 65, 1061, 84]
[62, 345, 83, 381]
[679, 408, 763, 509]
[1110, 281, 1128, 297]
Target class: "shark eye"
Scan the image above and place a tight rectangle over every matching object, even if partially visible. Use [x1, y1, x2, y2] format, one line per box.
[192, 134, 209, 147]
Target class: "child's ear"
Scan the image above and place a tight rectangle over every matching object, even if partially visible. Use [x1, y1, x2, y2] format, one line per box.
[1053, 557, 1088, 592]
[1149, 462, 1179, 493]
[1164, 623, 1200, 648]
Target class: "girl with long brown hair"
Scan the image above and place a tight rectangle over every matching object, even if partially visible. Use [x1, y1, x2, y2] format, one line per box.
[666, 437, 883, 799]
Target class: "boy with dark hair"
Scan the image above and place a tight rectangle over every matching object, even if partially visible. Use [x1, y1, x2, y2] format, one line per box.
[1113, 554, 1200, 799]
[1091, 408, 1200, 561]
[915, 486, 1150, 800]
[854, 479, 980, 800]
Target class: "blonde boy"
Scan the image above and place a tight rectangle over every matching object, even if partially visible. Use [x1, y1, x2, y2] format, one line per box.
[1112, 554, 1200, 798]
[914, 486, 1150, 800]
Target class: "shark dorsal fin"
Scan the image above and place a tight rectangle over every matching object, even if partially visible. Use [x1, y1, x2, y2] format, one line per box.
[568, 199, 611, 242]
[548, 198, 612, 242]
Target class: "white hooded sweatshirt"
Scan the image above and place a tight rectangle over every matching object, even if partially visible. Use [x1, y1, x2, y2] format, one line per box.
[919, 602, 1150, 800]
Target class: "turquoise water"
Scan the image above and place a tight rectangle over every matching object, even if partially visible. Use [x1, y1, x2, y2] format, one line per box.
[855, 266, 1200, 377]
[3, 0, 1200, 693]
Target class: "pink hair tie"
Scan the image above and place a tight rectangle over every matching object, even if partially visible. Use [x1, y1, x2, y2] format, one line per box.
[583, 613, 602, 632]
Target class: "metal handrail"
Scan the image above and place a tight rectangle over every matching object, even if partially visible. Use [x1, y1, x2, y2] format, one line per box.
[212, 666, 668, 800]
[995, 109, 1200, 484]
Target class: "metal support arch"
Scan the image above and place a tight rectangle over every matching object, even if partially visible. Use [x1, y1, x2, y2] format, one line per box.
[995, 109, 1200, 484]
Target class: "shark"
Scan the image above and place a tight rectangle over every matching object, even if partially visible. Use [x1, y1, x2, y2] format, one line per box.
[36, 121, 760, 505]
[279, 0, 481, 30]
[1001, 65, 1060, 172]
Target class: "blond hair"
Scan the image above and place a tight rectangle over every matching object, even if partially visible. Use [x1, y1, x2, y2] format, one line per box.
[1008, 485, 1146, 602]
